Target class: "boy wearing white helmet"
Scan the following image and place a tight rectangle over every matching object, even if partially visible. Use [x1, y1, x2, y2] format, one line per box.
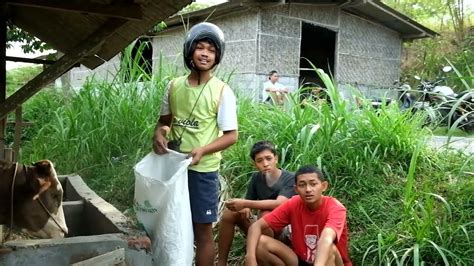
[153, 22, 238, 266]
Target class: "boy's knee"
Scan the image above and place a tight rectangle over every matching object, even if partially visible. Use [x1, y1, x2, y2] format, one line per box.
[222, 208, 252, 226]
[221, 208, 238, 223]
[256, 235, 273, 251]
[256, 235, 268, 249]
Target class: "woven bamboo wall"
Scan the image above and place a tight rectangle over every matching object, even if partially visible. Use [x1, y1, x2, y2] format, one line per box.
[151, 10, 260, 97]
[149, 3, 404, 100]
[258, 8, 301, 76]
[338, 12, 402, 88]
[288, 4, 339, 29]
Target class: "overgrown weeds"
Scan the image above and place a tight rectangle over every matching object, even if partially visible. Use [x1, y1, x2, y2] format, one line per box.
[16, 44, 474, 264]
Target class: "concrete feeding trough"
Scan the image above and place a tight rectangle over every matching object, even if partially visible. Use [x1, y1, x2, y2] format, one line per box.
[0, 175, 152, 266]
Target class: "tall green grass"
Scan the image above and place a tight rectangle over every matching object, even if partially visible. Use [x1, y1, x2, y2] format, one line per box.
[19, 45, 474, 264]
[21, 44, 178, 209]
[5, 65, 64, 146]
[220, 68, 473, 264]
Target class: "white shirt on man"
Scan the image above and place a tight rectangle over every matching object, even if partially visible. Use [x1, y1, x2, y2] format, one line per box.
[262, 81, 286, 102]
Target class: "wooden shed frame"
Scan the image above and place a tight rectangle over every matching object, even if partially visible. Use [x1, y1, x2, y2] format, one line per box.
[1, 0, 191, 160]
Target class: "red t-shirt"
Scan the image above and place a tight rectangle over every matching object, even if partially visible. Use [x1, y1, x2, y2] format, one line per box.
[263, 195, 352, 265]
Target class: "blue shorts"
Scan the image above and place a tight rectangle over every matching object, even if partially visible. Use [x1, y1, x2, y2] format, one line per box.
[188, 170, 219, 223]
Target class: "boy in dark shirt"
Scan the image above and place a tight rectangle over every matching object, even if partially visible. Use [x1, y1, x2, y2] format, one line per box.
[217, 140, 295, 266]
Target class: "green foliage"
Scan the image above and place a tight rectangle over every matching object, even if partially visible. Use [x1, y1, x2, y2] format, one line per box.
[361, 151, 474, 265]
[7, 23, 51, 53]
[221, 69, 473, 264]
[383, 0, 473, 35]
[150, 22, 167, 34]
[386, 0, 473, 93]
[384, 0, 448, 28]
[5, 66, 62, 146]
[6, 65, 42, 95]
[402, 32, 473, 92]
[178, 3, 210, 14]
[18, 51, 473, 263]
[119, 39, 154, 82]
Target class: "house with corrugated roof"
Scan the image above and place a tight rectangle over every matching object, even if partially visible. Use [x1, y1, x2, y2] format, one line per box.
[62, 0, 435, 100]
[151, 0, 435, 100]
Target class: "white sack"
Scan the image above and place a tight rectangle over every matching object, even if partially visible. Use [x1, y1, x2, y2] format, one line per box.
[134, 151, 193, 266]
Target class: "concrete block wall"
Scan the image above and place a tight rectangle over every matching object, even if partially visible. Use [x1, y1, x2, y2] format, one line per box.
[60, 55, 121, 89]
[152, 27, 184, 70]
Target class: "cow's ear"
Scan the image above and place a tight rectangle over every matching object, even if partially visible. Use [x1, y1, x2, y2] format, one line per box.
[33, 160, 53, 174]
[31, 159, 53, 200]
[33, 178, 52, 200]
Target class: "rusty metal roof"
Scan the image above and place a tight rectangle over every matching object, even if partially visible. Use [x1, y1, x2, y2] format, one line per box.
[162, 0, 436, 40]
[1, 0, 191, 119]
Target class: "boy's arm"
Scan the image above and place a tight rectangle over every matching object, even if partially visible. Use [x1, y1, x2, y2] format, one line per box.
[314, 227, 337, 266]
[314, 199, 347, 266]
[245, 218, 271, 266]
[152, 82, 172, 154]
[226, 195, 289, 212]
[152, 115, 172, 154]
[188, 130, 238, 165]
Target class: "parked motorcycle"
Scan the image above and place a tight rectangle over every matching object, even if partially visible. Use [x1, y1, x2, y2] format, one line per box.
[406, 66, 474, 132]
[449, 89, 474, 132]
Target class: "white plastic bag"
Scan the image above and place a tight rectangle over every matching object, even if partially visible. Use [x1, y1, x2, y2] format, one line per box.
[134, 151, 193, 266]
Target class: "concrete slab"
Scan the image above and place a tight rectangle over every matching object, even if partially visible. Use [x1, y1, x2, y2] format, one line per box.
[2, 234, 126, 265]
[427, 136, 474, 154]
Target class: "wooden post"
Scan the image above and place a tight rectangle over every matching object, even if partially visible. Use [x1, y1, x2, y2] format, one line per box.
[0, 3, 6, 160]
[4, 147, 13, 162]
[0, 18, 126, 120]
[13, 106, 22, 161]
[0, 119, 4, 160]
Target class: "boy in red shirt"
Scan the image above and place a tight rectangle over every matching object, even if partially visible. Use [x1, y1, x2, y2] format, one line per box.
[245, 165, 351, 266]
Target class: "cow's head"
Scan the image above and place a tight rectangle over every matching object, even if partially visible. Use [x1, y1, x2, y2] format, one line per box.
[14, 160, 68, 238]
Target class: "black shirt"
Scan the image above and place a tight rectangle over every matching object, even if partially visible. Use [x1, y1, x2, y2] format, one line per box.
[245, 169, 295, 200]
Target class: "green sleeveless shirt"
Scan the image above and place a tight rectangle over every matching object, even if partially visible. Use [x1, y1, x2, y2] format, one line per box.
[169, 75, 226, 172]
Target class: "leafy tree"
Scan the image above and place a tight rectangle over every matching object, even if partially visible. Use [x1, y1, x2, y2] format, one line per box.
[384, 0, 472, 41]
[446, 0, 468, 42]
[6, 22, 50, 54]
[178, 3, 210, 14]
[385, 0, 448, 26]
[150, 2, 210, 34]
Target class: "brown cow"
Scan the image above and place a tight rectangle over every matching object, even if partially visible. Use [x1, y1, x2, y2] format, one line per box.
[0, 160, 68, 239]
